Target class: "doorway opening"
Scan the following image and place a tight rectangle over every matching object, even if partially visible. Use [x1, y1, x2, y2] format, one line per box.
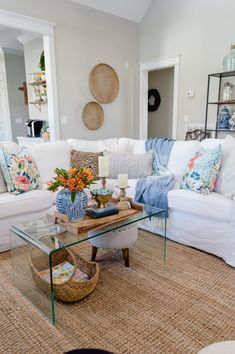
[0, 9, 60, 142]
[148, 67, 174, 138]
[139, 55, 180, 140]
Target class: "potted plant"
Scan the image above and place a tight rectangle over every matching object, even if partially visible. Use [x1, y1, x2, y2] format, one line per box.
[48, 167, 96, 220]
[41, 122, 50, 141]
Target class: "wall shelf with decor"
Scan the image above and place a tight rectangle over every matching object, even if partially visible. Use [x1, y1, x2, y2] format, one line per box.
[205, 70, 235, 138]
[27, 72, 47, 112]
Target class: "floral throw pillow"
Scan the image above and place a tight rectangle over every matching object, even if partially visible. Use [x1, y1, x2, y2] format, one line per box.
[0, 147, 41, 195]
[181, 145, 222, 195]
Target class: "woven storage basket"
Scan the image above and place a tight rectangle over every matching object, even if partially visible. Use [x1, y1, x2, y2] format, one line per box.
[29, 247, 99, 303]
[89, 63, 119, 103]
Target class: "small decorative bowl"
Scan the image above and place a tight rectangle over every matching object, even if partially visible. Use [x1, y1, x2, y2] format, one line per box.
[91, 188, 113, 208]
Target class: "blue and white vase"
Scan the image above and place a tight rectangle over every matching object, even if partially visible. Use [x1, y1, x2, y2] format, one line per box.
[56, 189, 88, 221]
[217, 106, 231, 130]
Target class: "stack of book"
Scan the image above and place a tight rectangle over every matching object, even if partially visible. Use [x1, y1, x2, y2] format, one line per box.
[86, 203, 119, 219]
[38, 261, 88, 284]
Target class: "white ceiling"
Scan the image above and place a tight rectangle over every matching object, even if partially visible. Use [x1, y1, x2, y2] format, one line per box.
[70, 0, 152, 23]
[0, 26, 24, 51]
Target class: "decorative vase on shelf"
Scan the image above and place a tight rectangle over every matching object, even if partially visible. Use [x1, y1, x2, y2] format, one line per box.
[222, 82, 233, 101]
[217, 106, 231, 130]
[223, 44, 235, 72]
[229, 112, 235, 130]
[56, 189, 88, 221]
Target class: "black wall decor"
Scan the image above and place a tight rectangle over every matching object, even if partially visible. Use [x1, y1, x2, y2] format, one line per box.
[148, 89, 161, 112]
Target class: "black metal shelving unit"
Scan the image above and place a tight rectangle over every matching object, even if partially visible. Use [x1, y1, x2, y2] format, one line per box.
[205, 70, 235, 138]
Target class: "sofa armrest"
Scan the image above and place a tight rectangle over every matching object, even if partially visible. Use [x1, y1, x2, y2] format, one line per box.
[230, 199, 235, 225]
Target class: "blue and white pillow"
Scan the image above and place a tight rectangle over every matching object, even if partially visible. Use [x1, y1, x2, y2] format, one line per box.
[181, 145, 222, 195]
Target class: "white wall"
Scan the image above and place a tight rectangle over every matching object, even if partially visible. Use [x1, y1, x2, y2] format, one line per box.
[0, 0, 139, 140]
[24, 37, 48, 122]
[4, 52, 29, 141]
[148, 68, 174, 138]
[140, 0, 235, 139]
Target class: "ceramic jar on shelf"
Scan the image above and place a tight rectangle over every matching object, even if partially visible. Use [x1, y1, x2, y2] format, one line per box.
[217, 106, 231, 130]
[229, 112, 235, 130]
[223, 82, 233, 101]
[223, 44, 235, 71]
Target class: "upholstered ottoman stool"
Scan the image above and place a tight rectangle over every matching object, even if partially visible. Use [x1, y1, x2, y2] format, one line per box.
[198, 341, 235, 354]
[89, 224, 138, 267]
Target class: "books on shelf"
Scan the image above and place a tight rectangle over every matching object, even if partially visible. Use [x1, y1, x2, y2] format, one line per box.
[86, 203, 119, 219]
[38, 261, 88, 284]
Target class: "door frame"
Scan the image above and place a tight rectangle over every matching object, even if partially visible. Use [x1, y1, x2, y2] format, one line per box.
[139, 55, 180, 139]
[0, 47, 12, 140]
[0, 9, 60, 140]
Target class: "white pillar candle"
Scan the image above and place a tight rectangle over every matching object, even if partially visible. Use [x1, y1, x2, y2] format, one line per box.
[98, 156, 109, 177]
[117, 174, 128, 188]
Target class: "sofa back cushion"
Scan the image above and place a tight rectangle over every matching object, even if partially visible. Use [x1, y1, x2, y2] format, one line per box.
[0, 141, 18, 194]
[25, 141, 71, 184]
[67, 138, 118, 153]
[215, 135, 235, 199]
[67, 139, 100, 152]
[167, 141, 200, 183]
[98, 138, 118, 152]
[115, 138, 146, 154]
[200, 138, 223, 150]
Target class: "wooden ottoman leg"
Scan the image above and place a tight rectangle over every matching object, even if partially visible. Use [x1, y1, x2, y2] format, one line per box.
[91, 245, 98, 261]
[122, 248, 129, 267]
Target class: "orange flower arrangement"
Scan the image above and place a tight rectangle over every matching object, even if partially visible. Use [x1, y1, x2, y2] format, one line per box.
[48, 166, 96, 203]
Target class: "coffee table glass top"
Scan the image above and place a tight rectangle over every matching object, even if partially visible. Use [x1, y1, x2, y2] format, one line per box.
[10, 205, 165, 255]
[10, 204, 166, 325]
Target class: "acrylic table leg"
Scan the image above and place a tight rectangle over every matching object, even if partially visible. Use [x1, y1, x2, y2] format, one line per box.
[49, 253, 55, 325]
[164, 213, 167, 263]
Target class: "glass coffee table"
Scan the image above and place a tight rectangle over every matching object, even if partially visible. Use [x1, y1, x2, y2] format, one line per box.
[10, 204, 166, 325]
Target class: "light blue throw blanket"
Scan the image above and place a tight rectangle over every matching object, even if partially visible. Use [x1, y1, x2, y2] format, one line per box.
[134, 137, 175, 216]
[145, 137, 175, 174]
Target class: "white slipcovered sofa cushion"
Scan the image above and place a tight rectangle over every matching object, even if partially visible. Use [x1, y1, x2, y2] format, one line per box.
[24, 141, 71, 184]
[0, 190, 53, 219]
[200, 138, 223, 149]
[215, 135, 235, 199]
[67, 138, 118, 153]
[167, 141, 200, 184]
[168, 189, 232, 222]
[115, 138, 146, 154]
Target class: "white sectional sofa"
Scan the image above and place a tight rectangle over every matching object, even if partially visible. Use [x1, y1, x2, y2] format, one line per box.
[0, 137, 234, 267]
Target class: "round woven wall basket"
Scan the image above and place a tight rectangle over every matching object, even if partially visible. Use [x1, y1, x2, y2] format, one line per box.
[82, 101, 104, 130]
[89, 63, 119, 104]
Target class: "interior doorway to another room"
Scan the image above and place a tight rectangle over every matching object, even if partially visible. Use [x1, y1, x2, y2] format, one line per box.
[148, 67, 174, 138]
[0, 9, 60, 142]
[139, 55, 180, 140]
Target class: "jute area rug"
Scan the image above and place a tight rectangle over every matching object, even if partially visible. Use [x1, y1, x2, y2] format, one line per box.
[0, 231, 234, 354]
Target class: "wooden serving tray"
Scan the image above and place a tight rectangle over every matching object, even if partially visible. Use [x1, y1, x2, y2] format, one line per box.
[52, 199, 143, 235]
